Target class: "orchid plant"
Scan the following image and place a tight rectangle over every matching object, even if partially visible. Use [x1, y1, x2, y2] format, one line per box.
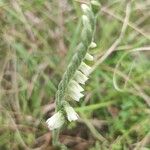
[46, 1, 100, 149]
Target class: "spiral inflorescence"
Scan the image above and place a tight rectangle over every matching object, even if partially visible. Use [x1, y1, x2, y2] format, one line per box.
[46, 2, 100, 148]
[55, 1, 100, 110]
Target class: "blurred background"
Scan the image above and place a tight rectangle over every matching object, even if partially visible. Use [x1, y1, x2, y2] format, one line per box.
[0, 0, 150, 149]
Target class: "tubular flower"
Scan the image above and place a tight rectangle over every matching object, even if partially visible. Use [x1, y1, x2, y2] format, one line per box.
[69, 80, 84, 92]
[85, 53, 94, 61]
[68, 88, 84, 102]
[74, 70, 88, 85]
[46, 112, 64, 130]
[79, 62, 91, 75]
[90, 42, 97, 48]
[65, 106, 79, 122]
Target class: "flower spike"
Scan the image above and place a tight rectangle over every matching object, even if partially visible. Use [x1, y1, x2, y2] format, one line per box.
[47, 2, 99, 146]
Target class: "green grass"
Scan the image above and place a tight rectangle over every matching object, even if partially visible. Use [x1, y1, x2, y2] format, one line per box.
[0, 0, 150, 149]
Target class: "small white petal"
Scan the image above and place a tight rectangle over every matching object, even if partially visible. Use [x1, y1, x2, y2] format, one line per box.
[65, 106, 79, 122]
[85, 53, 94, 61]
[46, 112, 64, 130]
[79, 62, 91, 75]
[69, 89, 84, 101]
[69, 80, 84, 92]
[90, 42, 97, 48]
[81, 4, 91, 13]
[74, 70, 88, 85]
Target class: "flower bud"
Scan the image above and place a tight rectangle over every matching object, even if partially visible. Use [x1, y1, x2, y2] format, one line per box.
[81, 4, 91, 14]
[90, 42, 97, 48]
[91, 0, 101, 14]
[81, 3, 95, 25]
[81, 27, 92, 46]
[85, 53, 94, 61]
[82, 15, 92, 31]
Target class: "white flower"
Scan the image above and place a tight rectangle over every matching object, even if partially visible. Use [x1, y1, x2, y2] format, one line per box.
[46, 112, 64, 130]
[69, 80, 84, 92]
[81, 4, 91, 14]
[90, 42, 97, 48]
[68, 89, 84, 101]
[74, 70, 88, 84]
[65, 106, 79, 122]
[79, 62, 91, 75]
[85, 53, 94, 61]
